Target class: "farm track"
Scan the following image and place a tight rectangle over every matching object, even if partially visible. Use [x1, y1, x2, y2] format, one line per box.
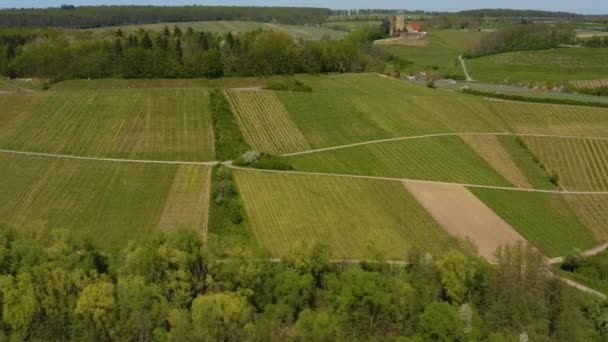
[282, 132, 608, 157]
[459, 55, 474, 82]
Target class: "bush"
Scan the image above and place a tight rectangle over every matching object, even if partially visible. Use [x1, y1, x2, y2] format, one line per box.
[264, 79, 312, 92]
[426, 81, 436, 89]
[549, 173, 560, 186]
[234, 152, 293, 171]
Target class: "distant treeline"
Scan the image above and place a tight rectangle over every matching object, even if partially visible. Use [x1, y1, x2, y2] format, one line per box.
[457, 9, 579, 19]
[0, 27, 388, 80]
[465, 23, 576, 58]
[462, 88, 608, 109]
[0, 6, 332, 29]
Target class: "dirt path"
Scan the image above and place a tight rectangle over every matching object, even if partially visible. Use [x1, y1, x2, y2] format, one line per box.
[403, 181, 527, 259]
[459, 55, 474, 82]
[0, 149, 219, 166]
[281, 132, 608, 157]
[546, 242, 608, 264]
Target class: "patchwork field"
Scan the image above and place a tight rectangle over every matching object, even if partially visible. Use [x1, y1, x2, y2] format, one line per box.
[0, 154, 211, 250]
[404, 181, 526, 259]
[488, 100, 608, 138]
[0, 88, 215, 161]
[287, 135, 512, 186]
[95, 20, 346, 40]
[376, 30, 491, 76]
[470, 188, 598, 257]
[278, 74, 508, 148]
[570, 79, 608, 88]
[235, 170, 456, 259]
[467, 48, 608, 84]
[522, 136, 608, 191]
[225, 90, 310, 154]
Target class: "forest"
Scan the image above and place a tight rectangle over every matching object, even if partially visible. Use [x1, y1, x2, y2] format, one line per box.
[0, 26, 388, 80]
[0, 6, 332, 29]
[0, 224, 604, 341]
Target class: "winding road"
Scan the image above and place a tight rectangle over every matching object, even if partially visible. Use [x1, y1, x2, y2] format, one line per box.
[459, 55, 474, 82]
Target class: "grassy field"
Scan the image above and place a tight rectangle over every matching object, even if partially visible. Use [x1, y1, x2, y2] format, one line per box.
[323, 20, 382, 32]
[376, 30, 491, 76]
[225, 90, 310, 154]
[52, 76, 288, 90]
[94, 20, 346, 40]
[287, 136, 512, 186]
[278, 74, 508, 148]
[0, 88, 215, 161]
[0, 154, 211, 250]
[470, 188, 598, 257]
[522, 137, 608, 191]
[235, 170, 456, 259]
[467, 48, 608, 84]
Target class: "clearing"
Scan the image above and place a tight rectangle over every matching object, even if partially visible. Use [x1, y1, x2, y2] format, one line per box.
[404, 180, 527, 259]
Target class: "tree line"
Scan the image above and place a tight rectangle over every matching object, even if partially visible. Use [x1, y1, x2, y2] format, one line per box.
[0, 224, 604, 341]
[0, 6, 331, 29]
[0, 26, 388, 81]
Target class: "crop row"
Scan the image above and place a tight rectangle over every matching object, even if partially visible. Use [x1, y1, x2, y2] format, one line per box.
[225, 90, 310, 154]
[234, 170, 456, 259]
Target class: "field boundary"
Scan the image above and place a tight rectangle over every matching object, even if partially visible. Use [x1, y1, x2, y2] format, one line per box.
[282, 132, 608, 157]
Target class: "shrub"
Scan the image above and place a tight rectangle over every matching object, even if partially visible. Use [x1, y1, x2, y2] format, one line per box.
[549, 173, 560, 186]
[426, 81, 436, 89]
[234, 152, 293, 171]
[264, 79, 312, 92]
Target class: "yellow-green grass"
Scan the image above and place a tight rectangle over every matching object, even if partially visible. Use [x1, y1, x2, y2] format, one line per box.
[225, 90, 310, 154]
[376, 30, 491, 76]
[280, 74, 508, 148]
[564, 194, 608, 242]
[522, 137, 608, 191]
[287, 136, 512, 187]
[0, 88, 215, 161]
[495, 135, 555, 190]
[0, 154, 211, 250]
[467, 48, 608, 84]
[235, 170, 456, 259]
[570, 79, 608, 88]
[323, 21, 382, 32]
[489, 100, 608, 138]
[94, 20, 346, 40]
[470, 188, 598, 257]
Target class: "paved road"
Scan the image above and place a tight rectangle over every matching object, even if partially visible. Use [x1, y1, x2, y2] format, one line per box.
[459, 55, 474, 82]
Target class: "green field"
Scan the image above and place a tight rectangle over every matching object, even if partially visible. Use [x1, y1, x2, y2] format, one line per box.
[376, 30, 491, 76]
[487, 100, 608, 138]
[0, 154, 211, 250]
[0, 88, 215, 161]
[235, 170, 456, 259]
[288, 136, 512, 186]
[522, 137, 608, 191]
[467, 48, 608, 84]
[277, 74, 507, 148]
[470, 188, 598, 257]
[323, 20, 382, 32]
[95, 20, 346, 40]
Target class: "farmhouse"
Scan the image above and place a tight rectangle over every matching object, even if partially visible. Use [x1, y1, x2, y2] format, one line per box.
[389, 15, 424, 36]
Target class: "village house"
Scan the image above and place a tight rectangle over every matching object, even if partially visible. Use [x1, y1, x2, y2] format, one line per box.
[389, 15, 424, 37]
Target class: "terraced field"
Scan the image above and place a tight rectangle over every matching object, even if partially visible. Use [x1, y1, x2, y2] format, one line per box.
[467, 48, 608, 84]
[287, 136, 512, 186]
[0, 88, 215, 161]
[95, 20, 346, 40]
[522, 136, 608, 191]
[0, 154, 211, 250]
[235, 170, 456, 259]
[470, 188, 598, 257]
[225, 90, 310, 154]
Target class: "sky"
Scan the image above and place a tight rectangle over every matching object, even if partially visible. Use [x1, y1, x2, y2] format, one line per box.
[0, 0, 606, 14]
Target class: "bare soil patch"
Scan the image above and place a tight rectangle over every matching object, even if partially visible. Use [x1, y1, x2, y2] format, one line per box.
[404, 180, 527, 259]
